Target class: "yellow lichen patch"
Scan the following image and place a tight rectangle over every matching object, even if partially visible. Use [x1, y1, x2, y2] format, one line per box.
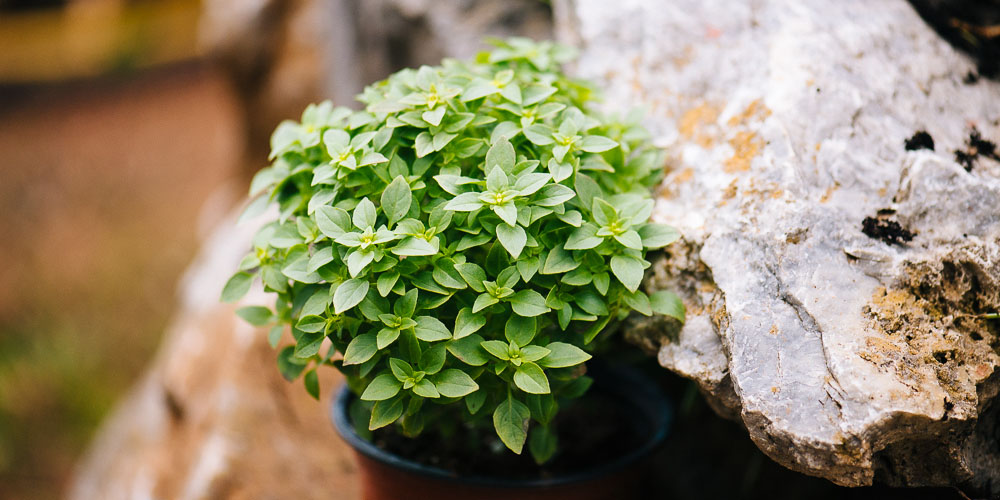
[723, 131, 762, 173]
[865, 336, 901, 353]
[768, 324, 779, 335]
[678, 102, 719, 146]
[673, 167, 694, 184]
[727, 99, 771, 127]
[820, 182, 840, 203]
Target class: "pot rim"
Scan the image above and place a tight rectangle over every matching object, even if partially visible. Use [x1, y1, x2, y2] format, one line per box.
[330, 360, 672, 489]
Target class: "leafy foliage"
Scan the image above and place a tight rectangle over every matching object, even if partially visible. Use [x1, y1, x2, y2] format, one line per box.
[224, 37, 683, 464]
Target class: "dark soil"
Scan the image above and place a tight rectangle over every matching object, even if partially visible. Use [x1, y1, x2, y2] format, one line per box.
[904, 130, 935, 151]
[862, 215, 916, 245]
[371, 390, 644, 480]
[953, 126, 1000, 172]
[907, 0, 1000, 79]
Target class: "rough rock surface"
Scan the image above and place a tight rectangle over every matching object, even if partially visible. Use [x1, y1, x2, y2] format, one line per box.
[555, 0, 1000, 494]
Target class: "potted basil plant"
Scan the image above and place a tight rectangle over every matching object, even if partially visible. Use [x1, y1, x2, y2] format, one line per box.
[222, 37, 685, 499]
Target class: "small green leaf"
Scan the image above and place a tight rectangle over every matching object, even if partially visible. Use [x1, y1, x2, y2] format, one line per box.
[529, 425, 558, 464]
[361, 373, 403, 401]
[539, 342, 591, 368]
[377, 271, 400, 297]
[505, 315, 536, 347]
[514, 362, 550, 394]
[370, 396, 405, 430]
[304, 369, 320, 400]
[541, 245, 580, 275]
[420, 344, 447, 374]
[578, 135, 618, 153]
[221, 272, 254, 303]
[481, 340, 511, 360]
[434, 369, 479, 398]
[486, 136, 516, 172]
[353, 198, 377, 229]
[574, 173, 603, 212]
[414, 316, 452, 341]
[496, 223, 527, 258]
[381, 176, 413, 226]
[412, 378, 440, 398]
[267, 325, 283, 348]
[343, 333, 378, 365]
[333, 278, 370, 314]
[473, 293, 499, 313]
[447, 334, 490, 366]
[377, 328, 400, 349]
[508, 290, 550, 317]
[236, 306, 272, 326]
[277, 346, 308, 381]
[651, 290, 686, 322]
[639, 223, 681, 248]
[610, 255, 645, 292]
[295, 314, 327, 333]
[493, 396, 530, 454]
[454, 307, 486, 339]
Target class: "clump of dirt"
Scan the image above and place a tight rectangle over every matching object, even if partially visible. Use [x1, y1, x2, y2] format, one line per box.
[862, 210, 916, 245]
[904, 130, 935, 151]
[953, 126, 999, 172]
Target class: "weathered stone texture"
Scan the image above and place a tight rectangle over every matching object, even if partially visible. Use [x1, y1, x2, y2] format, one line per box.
[556, 0, 1000, 494]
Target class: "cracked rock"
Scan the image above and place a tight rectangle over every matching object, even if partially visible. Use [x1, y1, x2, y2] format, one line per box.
[555, 0, 1000, 494]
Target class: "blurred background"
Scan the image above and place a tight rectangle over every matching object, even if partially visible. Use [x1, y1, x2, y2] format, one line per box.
[0, 1, 990, 499]
[0, 1, 551, 498]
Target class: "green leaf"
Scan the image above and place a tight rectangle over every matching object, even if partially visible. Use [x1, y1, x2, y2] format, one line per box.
[473, 293, 499, 313]
[304, 369, 320, 400]
[369, 396, 405, 430]
[392, 237, 438, 256]
[465, 390, 487, 414]
[529, 425, 558, 464]
[414, 316, 452, 341]
[481, 340, 511, 360]
[523, 124, 555, 145]
[434, 369, 479, 398]
[361, 373, 403, 401]
[533, 184, 575, 207]
[505, 315, 536, 347]
[381, 176, 413, 226]
[377, 271, 400, 297]
[508, 290, 550, 317]
[486, 136, 516, 173]
[541, 245, 580, 274]
[623, 290, 652, 316]
[267, 325, 283, 348]
[235, 306, 272, 326]
[277, 346, 307, 381]
[455, 263, 488, 292]
[377, 328, 400, 349]
[444, 192, 485, 212]
[447, 334, 490, 366]
[295, 314, 327, 333]
[352, 198, 377, 229]
[343, 333, 378, 365]
[493, 396, 530, 454]
[514, 362, 550, 394]
[496, 223, 527, 258]
[578, 135, 618, 153]
[221, 272, 253, 303]
[614, 230, 643, 250]
[454, 307, 486, 339]
[565, 223, 603, 250]
[414, 131, 434, 158]
[651, 290, 686, 322]
[539, 342, 591, 368]
[333, 278, 370, 314]
[610, 255, 645, 292]
[575, 289, 609, 316]
[420, 344, 447, 374]
[394, 288, 418, 317]
[412, 378, 440, 398]
[574, 173, 603, 212]
[639, 223, 681, 248]
[516, 257, 539, 283]
[314, 206, 352, 238]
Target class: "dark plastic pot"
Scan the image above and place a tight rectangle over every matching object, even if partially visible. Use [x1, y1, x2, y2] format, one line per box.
[330, 362, 672, 500]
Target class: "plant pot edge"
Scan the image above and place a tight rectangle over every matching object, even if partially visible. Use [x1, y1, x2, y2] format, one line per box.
[329, 360, 673, 490]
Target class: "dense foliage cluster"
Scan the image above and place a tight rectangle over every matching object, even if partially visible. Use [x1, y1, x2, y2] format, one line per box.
[223, 38, 683, 463]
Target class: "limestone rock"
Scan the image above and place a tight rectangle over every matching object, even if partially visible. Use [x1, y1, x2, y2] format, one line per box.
[555, 0, 1000, 494]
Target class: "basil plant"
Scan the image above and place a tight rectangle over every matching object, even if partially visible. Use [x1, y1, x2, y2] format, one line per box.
[223, 38, 684, 464]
